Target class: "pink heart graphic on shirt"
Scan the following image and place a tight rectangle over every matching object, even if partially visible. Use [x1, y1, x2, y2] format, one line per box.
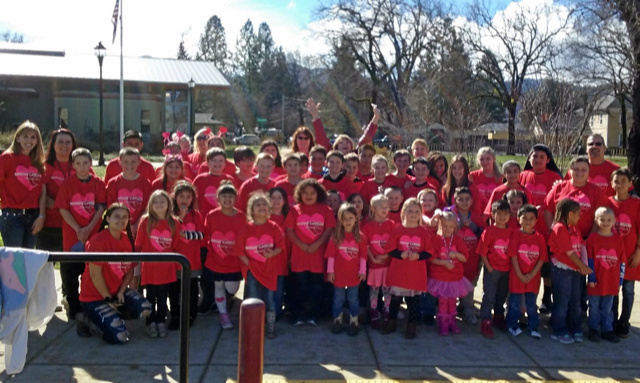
[596, 249, 618, 269]
[108, 261, 132, 279]
[494, 239, 509, 260]
[297, 213, 325, 240]
[371, 233, 390, 254]
[476, 183, 495, 198]
[15, 165, 40, 191]
[150, 229, 172, 251]
[118, 188, 143, 213]
[570, 236, 582, 254]
[246, 235, 273, 263]
[518, 244, 539, 266]
[70, 193, 95, 220]
[339, 239, 359, 261]
[591, 175, 609, 191]
[399, 235, 421, 252]
[204, 186, 218, 208]
[458, 227, 478, 248]
[51, 170, 66, 186]
[615, 214, 632, 237]
[574, 193, 591, 210]
[210, 231, 235, 258]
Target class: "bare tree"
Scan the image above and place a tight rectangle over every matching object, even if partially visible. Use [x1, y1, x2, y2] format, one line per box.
[466, 0, 574, 154]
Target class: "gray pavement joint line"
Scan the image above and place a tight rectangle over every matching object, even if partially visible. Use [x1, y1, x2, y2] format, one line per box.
[198, 326, 224, 383]
[500, 327, 552, 380]
[24, 320, 76, 367]
[363, 326, 382, 372]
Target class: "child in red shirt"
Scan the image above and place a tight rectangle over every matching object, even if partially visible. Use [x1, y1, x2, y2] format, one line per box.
[347, 193, 367, 223]
[319, 150, 355, 201]
[135, 190, 182, 338]
[477, 200, 512, 338]
[469, 147, 502, 201]
[441, 155, 486, 215]
[505, 189, 526, 230]
[55, 148, 107, 320]
[360, 155, 393, 205]
[344, 153, 364, 193]
[302, 145, 327, 180]
[357, 144, 376, 181]
[237, 153, 276, 212]
[193, 147, 235, 216]
[418, 188, 441, 236]
[327, 203, 368, 336]
[268, 187, 290, 318]
[381, 198, 434, 339]
[285, 178, 336, 326]
[104, 130, 156, 184]
[384, 186, 404, 224]
[235, 192, 285, 339]
[362, 194, 395, 329]
[201, 182, 245, 329]
[275, 153, 303, 207]
[259, 140, 286, 180]
[586, 207, 626, 343]
[404, 157, 440, 200]
[483, 161, 533, 221]
[387, 149, 414, 189]
[152, 155, 191, 193]
[168, 182, 205, 330]
[505, 204, 548, 339]
[327, 190, 342, 217]
[429, 211, 474, 336]
[232, 146, 256, 189]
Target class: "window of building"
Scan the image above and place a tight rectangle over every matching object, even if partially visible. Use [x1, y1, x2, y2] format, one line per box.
[141, 110, 151, 133]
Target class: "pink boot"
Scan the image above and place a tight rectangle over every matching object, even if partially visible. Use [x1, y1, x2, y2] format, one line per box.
[449, 315, 462, 334]
[437, 314, 449, 336]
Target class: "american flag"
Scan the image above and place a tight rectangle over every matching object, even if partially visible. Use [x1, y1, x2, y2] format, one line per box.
[111, 0, 120, 43]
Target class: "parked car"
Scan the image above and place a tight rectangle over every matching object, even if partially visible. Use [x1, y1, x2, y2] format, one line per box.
[233, 134, 261, 145]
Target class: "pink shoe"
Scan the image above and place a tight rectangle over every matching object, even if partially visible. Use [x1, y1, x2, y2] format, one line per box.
[437, 315, 449, 336]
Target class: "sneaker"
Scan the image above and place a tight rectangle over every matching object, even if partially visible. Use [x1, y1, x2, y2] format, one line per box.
[157, 322, 168, 338]
[551, 333, 575, 344]
[508, 327, 523, 337]
[219, 313, 233, 329]
[573, 332, 584, 343]
[147, 322, 158, 338]
[292, 319, 305, 327]
[588, 329, 600, 343]
[529, 329, 542, 339]
[307, 319, 318, 327]
[332, 319, 343, 334]
[601, 331, 620, 343]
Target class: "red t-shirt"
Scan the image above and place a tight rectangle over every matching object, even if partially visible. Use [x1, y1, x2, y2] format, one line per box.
[457, 212, 486, 281]
[325, 232, 368, 288]
[362, 219, 396, 269]
[135, 217, 182, 285]
[0, 152, 46, 209]
[104, 157, 156, 185]
[441, 182, 487, 216]
[544, 181, 608, 238]
[565, 160, 619, 197]
[232, 172, 254, 190]
[404, 180, 440, 200]
[187, 152, 206, 172]
[429, 235, 468, 282]
[507, 229, 548, 293]
[388, 209, 402, 225]
[384, 225, 433, 291]
[548, 222, 583, 270]
[151, 176, 192, 193]
[234, 220, 285, 291]
[587, 232, 626, 295]
[477, 226, 512, 272]
[360, 177, 394, 205]
[274, 178, 300, 207]
[154, 163, 194, 181]
[319, 173, 356, 201]
[204, 209, 245, 274]
[106, 174, 152, 225]
[269, 214, 289, 276]
[284, 203, 336, 273]
[302, 170, 324, 180]
[197, 159, 237, 177]
[80, 229, 136, 302]
[193, 172, 235, 216]
[55, 175, 107, 251]
[357, 170, 374, 181]
[469, 170, 501, 200]
[484, 183, 534, 216]
[176, 210, 205, 272]
[520, 169, 562, 207]
[607, 196, 640, 280]
[237, 177, 277, 212]
[43, 161, 74, 228]
[386, 173, 415, 190]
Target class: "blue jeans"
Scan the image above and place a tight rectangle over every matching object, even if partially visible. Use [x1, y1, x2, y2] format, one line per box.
[245, 270, 276, 313]
[420, 293, 437, 319]
[333, 286, 359, 318]
[588, 295, 614, 332]
[506, 292, 539, 331]
[551, 266, 583, 336]
[273, 276, 285, 316]
[0, 209, 38, 248]
[613, 280, 635, 327]
[480, 268, 509, 320]
[81, 289, 152, 344]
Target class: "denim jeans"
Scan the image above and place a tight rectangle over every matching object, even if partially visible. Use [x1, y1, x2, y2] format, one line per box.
[145, 283, 170, 324]
[333, 286, 359, 318]
[81, 288, 151, 344]
[588, 295, 614, 332]
[613, 280, 635, 327]
[291, 271, 323, 322]
[273, 275, 286, 316]
[0, 209, 38, 248]
[480, 268, 509, 320]
[551, 266, 583, 336]
[506, 292, 539, 331]
[420, 293, 437, 319]
[245, 270, 276, 313]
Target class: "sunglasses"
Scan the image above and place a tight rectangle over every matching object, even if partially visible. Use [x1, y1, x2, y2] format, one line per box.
[297, 136, 310, 141]
[196, 136, 208, 141]
[587, 142, 603, 147]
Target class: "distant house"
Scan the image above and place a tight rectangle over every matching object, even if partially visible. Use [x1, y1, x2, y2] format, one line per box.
[472, 122, 532, 153]
[588, 94, 633, 148]
[0, 45, 229, 153]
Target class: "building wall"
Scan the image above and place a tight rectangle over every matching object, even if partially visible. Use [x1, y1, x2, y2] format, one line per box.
[1, 79, 55, 132]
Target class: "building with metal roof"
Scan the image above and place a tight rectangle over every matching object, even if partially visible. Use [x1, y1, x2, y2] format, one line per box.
[0, 45, 229, 152]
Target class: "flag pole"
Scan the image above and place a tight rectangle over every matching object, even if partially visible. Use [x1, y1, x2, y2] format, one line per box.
[119, 0, 124, 144]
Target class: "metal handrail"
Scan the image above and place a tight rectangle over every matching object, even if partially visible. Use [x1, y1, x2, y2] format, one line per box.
[48, 252, 191, 383]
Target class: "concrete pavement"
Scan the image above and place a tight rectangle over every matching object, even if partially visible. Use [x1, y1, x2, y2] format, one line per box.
[1, 271, 639, 383]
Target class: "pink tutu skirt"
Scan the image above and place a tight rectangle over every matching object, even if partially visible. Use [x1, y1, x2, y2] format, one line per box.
[428, 277, 473, 298]
[367, 267, 388, 287]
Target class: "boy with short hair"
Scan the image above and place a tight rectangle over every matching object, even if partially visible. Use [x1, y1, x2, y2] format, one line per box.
[303, 145, 328, 180]
[384, 186, 404, 224]
[104, 130, 156, 184]
[361, 155, 393, 205]
[357, 144, 376, 181]
[388, 149, 414, 189]
[319, 150, 355, 201]
[344, 152, 363, 193]
[237, 153, 276, 212]
[55, 148, 107, 321]
[404, 157, 439, 199]
[232, 146, 256, 189]
[505, 204, 548, 339]
[193, 147, 235, 216]
[276, 153, 303, 206]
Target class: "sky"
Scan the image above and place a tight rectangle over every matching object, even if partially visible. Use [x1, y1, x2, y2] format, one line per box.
[0, 0, 514, 60]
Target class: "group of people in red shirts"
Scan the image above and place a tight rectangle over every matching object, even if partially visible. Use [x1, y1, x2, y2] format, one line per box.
[0, 108, 636, 345]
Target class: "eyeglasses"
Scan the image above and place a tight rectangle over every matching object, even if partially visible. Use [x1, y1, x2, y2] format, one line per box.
[587, 142, 603, 147]
[297, 136, 310, 141]
[196, 136, 208, 141]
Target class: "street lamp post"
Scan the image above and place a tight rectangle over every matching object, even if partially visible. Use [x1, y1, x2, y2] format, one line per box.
[188, 78, 195, 136]
[94, 42, 106, 166]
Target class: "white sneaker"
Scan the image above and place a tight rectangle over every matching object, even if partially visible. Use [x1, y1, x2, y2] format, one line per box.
[147, 322, 158, 338]
[220, 313, 233, 329]
[529, 329, 542, 339]
[508, 327, 523, 337]
[157, 323, 168, 338]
